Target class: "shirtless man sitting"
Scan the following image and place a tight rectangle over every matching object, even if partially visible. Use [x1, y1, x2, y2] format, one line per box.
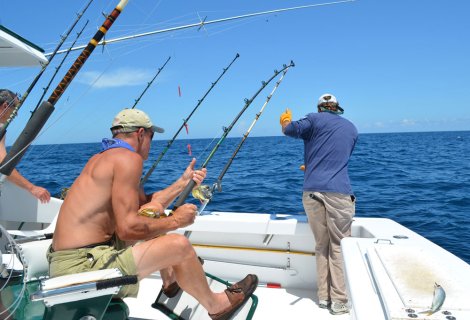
[48, 108, 258, 320]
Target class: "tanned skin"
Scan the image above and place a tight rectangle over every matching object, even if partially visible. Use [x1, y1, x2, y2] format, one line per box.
[52, 127, 233, 314]
[0, 94, 50, 203]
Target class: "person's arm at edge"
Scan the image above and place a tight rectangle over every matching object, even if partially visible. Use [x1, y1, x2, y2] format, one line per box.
[280, 108, 292, 134]
[0, 137, 50, 203]
[281, 119, 292, 133]
[282, 115, 312, 139]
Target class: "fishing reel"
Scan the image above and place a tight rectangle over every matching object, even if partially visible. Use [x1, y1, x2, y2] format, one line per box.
[192, 185, 213, 202]
[191, 180, 223, 202]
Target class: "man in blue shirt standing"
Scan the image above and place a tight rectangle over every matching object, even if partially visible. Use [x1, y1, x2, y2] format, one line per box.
[280, 93, 357, 315]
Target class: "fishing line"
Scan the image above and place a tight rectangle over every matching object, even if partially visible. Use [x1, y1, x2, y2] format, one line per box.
[0, 57, 116, 166]
[169, 60, 295, 213]
[93, 9, 196, 54]
[0, 0, 95, 141]
[51, 0, 356, 55]
[128, 0, 163, 27]
[12, 52, 167, 168]
[0, 73, 39, 92]
[83, 32, 168, 63]
[0, 226, 18, 291]
[194, 65, 293, 215]
[25, 63, 114, 159]
[193, 11, 271, 40]
[0, 0, 129, 178]
[84, 11, 201, 48]
[140, 53, 240, 185]
[0, 21, 102, 170]
[32, 21, 90, 114]
[131, 56, 171, 109]
[0, 224, 27, 320]
[195, 136, 219, 164]
[89, 12, 213, 58]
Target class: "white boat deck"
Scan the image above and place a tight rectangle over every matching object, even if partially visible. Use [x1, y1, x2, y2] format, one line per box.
[2, 185, 470, 320]
[126, 275, 349, 320]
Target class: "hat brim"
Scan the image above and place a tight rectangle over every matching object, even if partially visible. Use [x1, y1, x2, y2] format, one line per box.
[151, 125, 164, 133]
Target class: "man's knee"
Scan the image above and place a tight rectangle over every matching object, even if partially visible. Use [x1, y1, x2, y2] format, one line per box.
[165, 234, 195, 259]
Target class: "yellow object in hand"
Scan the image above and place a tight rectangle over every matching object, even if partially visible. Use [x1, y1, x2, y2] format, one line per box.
[138, 208, 161, 218]
[279, 108, 292, 125]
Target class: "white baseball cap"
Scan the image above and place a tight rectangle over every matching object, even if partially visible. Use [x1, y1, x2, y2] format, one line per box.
[318, 93, 338, 106]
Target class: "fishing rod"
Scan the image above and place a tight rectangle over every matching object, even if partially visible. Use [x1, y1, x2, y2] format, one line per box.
[194, 65, 293, 215]
[140, 53, 240, 186]
[32, 21, 90, 114]
[131, 56, 171, 109]
[172, 60, 295, 211]
[0, 0, 129, 178]
[51, 0, 356, 55]
[0, 0, 94, 141]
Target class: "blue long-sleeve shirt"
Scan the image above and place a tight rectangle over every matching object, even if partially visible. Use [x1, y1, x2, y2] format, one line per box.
[284, 112, 358, 195]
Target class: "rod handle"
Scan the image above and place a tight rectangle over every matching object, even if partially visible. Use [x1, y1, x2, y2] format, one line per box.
[96, 275, 138, 290]
[173, 180, 196, 209]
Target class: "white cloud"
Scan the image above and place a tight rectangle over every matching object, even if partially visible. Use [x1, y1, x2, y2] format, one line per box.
[400, 118, 416, 126]
[77, 68, 154, 88]
[373, 121, 385, 128]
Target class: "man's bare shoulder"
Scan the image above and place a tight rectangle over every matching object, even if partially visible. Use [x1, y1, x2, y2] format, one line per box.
[97, 148, 143, 177]
[95, 147, 141, 162]
[105, 148, 141, 164]
[80, 148, 141, 179]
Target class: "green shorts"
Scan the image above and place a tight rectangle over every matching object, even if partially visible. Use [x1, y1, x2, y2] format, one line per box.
[47, 241, 138, 298]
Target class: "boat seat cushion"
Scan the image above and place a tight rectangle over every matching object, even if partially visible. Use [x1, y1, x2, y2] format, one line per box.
[17, 238, 52, 281]
[40, 268, 123, 307]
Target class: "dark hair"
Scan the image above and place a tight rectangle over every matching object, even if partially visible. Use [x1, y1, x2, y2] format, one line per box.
[0, 89, 17, 107]
[318, 102, 344, 115]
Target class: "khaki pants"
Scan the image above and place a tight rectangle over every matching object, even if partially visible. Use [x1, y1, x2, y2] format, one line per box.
[302, 191, 355, 303]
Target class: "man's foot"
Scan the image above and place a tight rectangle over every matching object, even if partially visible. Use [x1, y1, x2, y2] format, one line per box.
[329, 301, 350, 315]
[162, 281, 181, 298]
[318, 299, 330, 309]
[209, 274, 258, 320]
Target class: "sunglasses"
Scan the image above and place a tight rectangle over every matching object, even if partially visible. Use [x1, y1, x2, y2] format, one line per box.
[145, 128, 154, 140]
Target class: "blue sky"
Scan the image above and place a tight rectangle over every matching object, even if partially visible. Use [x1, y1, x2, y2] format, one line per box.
[1, 0, 469, 145]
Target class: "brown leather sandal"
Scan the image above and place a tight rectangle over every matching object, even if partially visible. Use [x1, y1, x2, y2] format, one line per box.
[162, 281, 181, 298]
[208, 274, 258, 320]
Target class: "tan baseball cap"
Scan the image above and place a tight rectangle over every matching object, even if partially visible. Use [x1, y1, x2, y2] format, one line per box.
[110, 108, 164, 134]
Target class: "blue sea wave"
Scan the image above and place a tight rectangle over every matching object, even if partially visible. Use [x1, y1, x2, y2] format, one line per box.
[13, 131, 470, 264]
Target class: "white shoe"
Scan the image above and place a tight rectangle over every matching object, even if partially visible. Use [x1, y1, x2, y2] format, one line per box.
[330, 301, 349, 315]
[318, 300, 330, 309]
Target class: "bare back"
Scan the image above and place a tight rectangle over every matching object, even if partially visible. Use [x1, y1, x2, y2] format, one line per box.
[52, 147, 143, 250]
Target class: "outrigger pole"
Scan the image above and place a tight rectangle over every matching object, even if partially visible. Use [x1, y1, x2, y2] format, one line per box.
[0, 0, 129, 177]
[51, 0, 356, 55]
[171, 60, 295, 210]
[131, 56, 171, 109]
[140, 53, 240, 186]
[32, 21, 90, 114]
[0, 0, 94, 141]
[196, 64, 294, 216]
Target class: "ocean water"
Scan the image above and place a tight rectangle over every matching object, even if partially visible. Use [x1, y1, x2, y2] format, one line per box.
[14, 131, 470, 264]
